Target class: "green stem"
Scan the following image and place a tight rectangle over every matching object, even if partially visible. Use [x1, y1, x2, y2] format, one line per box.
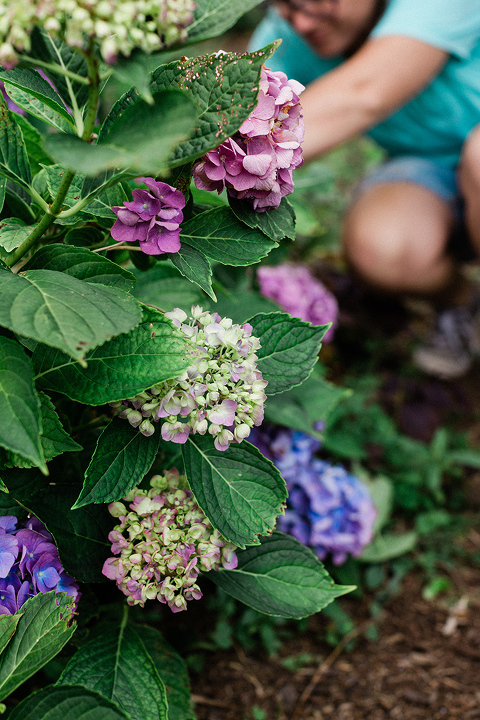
[6, 49, 100, 268]
[19, 55, 90, 85]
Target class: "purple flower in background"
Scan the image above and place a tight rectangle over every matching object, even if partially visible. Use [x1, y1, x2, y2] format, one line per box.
[0, 515, 80, 615]
[249, 427, 377, 564]
[257, 263, 339, 342]
[193, 67, 305, 211]
[111, 177, 185, 255]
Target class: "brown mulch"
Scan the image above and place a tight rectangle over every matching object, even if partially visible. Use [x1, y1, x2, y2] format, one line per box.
[191, 565, 480, 720]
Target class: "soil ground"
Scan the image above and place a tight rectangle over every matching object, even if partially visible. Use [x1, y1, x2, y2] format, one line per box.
[191, 561, 480, 720]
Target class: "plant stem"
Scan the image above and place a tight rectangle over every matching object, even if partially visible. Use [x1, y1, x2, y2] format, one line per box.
[93, 243, 144, 253]
[6, 48, 100, 268]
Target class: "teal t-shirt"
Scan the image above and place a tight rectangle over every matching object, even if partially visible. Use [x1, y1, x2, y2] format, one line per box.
[249, 1, 480, 168]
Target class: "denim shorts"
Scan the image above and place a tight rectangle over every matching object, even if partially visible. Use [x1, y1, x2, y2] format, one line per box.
[355, 155, 475, 261]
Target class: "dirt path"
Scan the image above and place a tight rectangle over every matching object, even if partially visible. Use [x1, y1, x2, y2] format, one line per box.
[192, 564, 480, 720]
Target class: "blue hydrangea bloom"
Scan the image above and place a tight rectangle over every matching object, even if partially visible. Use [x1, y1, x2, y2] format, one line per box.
[250, 427, 377, 564]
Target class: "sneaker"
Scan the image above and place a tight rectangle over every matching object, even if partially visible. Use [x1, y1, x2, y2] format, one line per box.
[412, 297, 480, 379]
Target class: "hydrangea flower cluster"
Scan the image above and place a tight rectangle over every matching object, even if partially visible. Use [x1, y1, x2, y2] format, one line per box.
[0, 515, 80, 615]
[102, 470, 238, 612]
[250, 427, 377, 564]
[112, 306, 267, 451]
[193, 67, 305, 211]
[0, 0, 196, 69]
[257, 263, 339, 342]
[111, 177, 185, 255]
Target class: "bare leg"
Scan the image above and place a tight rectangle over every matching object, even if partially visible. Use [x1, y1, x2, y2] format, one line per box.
[459, 123, 480, 254]
[342, 181, 456, 295]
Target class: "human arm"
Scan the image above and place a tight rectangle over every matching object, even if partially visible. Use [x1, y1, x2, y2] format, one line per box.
[300, 35, 448, 162]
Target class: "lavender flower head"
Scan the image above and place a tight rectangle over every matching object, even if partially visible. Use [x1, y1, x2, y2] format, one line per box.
[0, 0, 196, 69]
[0, 515, 80, 616]
[111, 177, 185, 255]
[193, 66, 305, 211]
[250, 427, 377, 564]
[257, 264, 338, 342]
[102, 469, 238, 613]
[111, 306, 267, 451]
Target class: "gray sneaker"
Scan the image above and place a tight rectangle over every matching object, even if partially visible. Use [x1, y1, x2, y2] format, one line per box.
[413, 298, 480, 379]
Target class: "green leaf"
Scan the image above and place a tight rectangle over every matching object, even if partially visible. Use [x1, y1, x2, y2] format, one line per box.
[187, 0, 265, 42]
[0, 177, 5, 214]
[28, 29, 89, 108]
[0, 218, 32, 252]
[4, 391, 81, 469]
[248, 313, 329, 395]
[363, 473, 394, 533]
[0, 68, 73, 125]
[100, 44, 278, 167]
[64, 227, 105, 248]
[113, 50, 155, 104]
[42, 164, 84, 207]
[34, 305, 188, 405]
[448, 449, 480, 469]
[4, 183, 36, 222]
[182, 436, 287, 548]
[47, 91, 196, 177]
[80, 170, 133, 204]
[210, 532, 354, 618]
[59, 619, 168, 720]
[37, 392, 82, 460]
[24, 244, 136, 291]
[0, 268, 141, 362]
[229, 196, 296, 242]
[0, 614, 21, 656]
[209, 289, 278, 326]
[0, 592, 76, 702]
[82, 183, 128, 219]
[169, 243, 215, 300]
[14, 116, 54, 174]
[132, 264, 204, 311]
[45, 137, 130, 177]
[0, 337, 45, 472]
[180, 207, 276, 266]
[8, 87, 73, 132]
[8, 686, 129, 720]
[21, 485, 112, 582]
[264, 374, 348, 438]
[0, 466, 47, 517]
[359, 531, 418, 563]
[74, 418, 161, 508]
[133, 625, 194, 720]
[0, 98, 32, 189]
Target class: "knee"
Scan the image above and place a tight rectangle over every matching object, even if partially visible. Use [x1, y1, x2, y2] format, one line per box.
[343, 203, 447, 290]
[459, 124, 480, 197]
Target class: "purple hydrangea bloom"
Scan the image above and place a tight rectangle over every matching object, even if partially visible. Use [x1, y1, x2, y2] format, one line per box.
[111, 177, 185, 255]
[249, 427, 377, 564]
[193, 67, 305, 211]
[0, 515, 80, 615]
[257, 264, 339, 342]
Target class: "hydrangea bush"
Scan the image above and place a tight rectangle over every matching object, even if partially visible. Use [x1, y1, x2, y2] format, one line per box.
[0, 0, 356, 716]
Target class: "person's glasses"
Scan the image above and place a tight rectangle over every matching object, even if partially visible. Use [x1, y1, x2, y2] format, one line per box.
[276, 0, 338, 20]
